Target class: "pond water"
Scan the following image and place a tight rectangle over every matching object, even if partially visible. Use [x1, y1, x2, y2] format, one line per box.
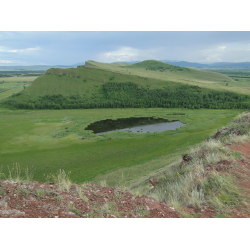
[85, 117, 185, 135]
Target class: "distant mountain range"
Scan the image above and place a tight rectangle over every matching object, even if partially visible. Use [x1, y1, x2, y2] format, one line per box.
[1, 60, 250, 71]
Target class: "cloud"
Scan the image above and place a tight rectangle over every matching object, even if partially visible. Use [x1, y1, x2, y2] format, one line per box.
[0, 59, 13, 63]
[23, 47, 40, 52]
[98, 46, 163, 63]
[99, 47, 140, 62]
[0, 46, 40, 53]
[0, 59, 22, 64]
[198, 43, 250, 62]
[0, 46, 10, 52]
[218, 46, 226, 50]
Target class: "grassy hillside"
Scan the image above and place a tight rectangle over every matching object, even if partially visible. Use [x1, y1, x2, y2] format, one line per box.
[86, 60, 234, 87]
[2, 60, 250, 110]
[8, 66, 171, 100]
[111, 62, 130, 66]
[86, 60, 250, 95]
[1, 65, 180, 108]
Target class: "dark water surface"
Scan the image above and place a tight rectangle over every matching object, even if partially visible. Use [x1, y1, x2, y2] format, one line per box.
[85, 117, 185, 135]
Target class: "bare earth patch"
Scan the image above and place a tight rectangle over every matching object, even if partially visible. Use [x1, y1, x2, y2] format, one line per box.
[0, 180, 181, 218]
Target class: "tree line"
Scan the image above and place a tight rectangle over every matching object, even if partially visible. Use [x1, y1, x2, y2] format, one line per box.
[4, 82, 250, 110]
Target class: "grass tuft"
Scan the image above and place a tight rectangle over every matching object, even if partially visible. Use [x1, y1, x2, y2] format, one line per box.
[75, 185, 89, 202]
[7, 164, 23, 183]
[47, 169, 72, 192]
[36, 188, 45, 198]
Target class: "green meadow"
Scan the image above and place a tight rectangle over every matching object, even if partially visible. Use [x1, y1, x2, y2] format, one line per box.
[210, 70, 250, 93]
[0, 76, 37, 100]
[0, 61, 248, 188]
[0, 107, 242, 186]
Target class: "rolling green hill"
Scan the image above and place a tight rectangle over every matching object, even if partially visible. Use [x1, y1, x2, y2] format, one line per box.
[2, 60, 250, 110]
[86, 60, 250, 95]
[86, 60, 232, 83]
[111, 62, 130, 66]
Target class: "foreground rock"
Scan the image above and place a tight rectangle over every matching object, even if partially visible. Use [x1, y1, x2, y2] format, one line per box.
[0, 180, 181, 218]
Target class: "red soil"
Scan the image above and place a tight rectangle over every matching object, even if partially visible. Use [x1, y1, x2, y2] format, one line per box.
[0, 181, 181, 218]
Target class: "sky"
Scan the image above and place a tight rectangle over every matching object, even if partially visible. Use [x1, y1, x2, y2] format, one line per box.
[1, 31, 250, 66]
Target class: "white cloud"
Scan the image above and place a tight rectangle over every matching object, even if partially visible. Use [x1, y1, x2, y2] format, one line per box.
[0, 46, 40, 53]
[98, 46, 161, 63]
[24, 47, 40, 51]
[199, 45, 227, 62]
[218, 46, 226, 50]
[0, 46, 9, 52]
[101, 47, 140, 62]
[0, 59, 13, 63]
[0, 59, 18, 63]
[197, 43, 250, 63]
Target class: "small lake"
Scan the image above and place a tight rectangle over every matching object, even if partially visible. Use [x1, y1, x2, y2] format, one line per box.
[85, 117, 185, 135]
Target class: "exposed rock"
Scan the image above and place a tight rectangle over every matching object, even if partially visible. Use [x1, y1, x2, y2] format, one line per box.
[0, 209, 25, 218]
[214, 128, 227, 139]
[179, 154, 192, 168]
[108, 215, 116, 218]
[149, 178, 159, 187]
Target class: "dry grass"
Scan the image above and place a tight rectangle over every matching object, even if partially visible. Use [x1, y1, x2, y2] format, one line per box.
[6, 164, 35, 183]
[75, 185, 89, 202]
[142, 112, 250, 212]
[100, 180, 107, 187]
[47, 169, 72, 192]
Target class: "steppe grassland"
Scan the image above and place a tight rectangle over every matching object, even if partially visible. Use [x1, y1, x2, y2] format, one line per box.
[0, 76, 37, 100]
[0, 76, 38, 82]
[0, 87, 29, 100]
[0, 107, 242, 186]
[87, 61, 250, 96]
[215, 71, 250, 92]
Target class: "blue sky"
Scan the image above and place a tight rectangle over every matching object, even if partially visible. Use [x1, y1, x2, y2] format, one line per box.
[1, 31, 250, 66]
